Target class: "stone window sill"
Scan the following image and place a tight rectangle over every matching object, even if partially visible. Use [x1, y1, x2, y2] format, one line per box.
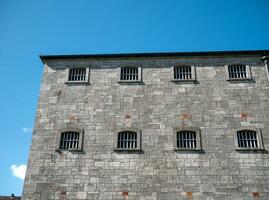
[174, 148, 202, 151]
[171, 79, 197, 83]
[65, 81, 90, 85]
[227, 78, 253, 82]
[56, 149, 84, 154]
[114, 148, 141, 152]
[117, 80, 142, 84]
[235, 148, 264, 152]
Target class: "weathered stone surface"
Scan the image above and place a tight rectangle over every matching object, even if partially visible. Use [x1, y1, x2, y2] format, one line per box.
[22, 52, 269, 199]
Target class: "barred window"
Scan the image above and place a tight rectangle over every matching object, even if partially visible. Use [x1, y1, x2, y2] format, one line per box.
[117, 131, 137, 149]
[177, 131, 197, 148]
[228, 64, 247, 79]
[237, 130, 258, 148]
[120, 67, 139, 81]
[68, 68, 87, 82]
[174, 66, 192, 80]
[60, 132, 80, 150]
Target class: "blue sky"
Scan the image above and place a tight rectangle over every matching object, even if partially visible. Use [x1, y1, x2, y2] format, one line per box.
[0, 0, 269, 196]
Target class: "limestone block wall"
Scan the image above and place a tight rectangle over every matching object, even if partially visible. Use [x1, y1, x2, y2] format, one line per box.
[23, 54, 269, 200]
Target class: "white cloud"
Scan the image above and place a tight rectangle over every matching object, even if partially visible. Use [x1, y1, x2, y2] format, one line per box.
[11, 164, 27, 180]
[22, 127, 32, 133]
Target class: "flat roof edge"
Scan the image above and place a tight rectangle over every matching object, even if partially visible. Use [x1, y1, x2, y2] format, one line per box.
[40, 50, 269, 63]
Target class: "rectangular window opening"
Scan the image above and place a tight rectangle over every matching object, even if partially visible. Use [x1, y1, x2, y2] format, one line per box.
[228, 65, 247, 79]
[177, 131, 197, 149]
[237, 130, 258, 149]
[68, 68, 87, 82]
[120, 67, 139, 81]
[60, 132, 80, 150]
[174, 66, 192, 80]
[117, 131, 137, 149]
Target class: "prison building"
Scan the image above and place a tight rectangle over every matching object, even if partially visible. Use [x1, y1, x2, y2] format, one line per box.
[22, 50, 269, 200]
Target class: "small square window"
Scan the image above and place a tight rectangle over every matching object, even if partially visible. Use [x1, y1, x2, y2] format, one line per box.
[118, 131, 137, 149]
[228, 64, 247, 79]
[114, 128, 141, 151]
[118, 66, 142, 83]
[66, 67, 90, 83]
[171, 65, 196, 82]
[234, 128, 264, 150]
[225, 64, 252, 81]
[60, 132, 80, 150]
[173, 127, 201, 151]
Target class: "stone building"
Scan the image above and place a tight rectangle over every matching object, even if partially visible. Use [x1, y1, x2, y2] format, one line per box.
[0, 195, 21, 200]
[22, 50, 269, 200]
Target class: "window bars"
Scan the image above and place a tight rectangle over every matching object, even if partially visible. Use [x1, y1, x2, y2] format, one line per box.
[237, 130, 258, 148]
[177, 131, 197, 148]
[117, 131, 137, 149]
[60, 132, 80, 150]
[228, 64, 247, 79]
[174, 66, 192, 80]
[120, 67, 139, 81]
[68, 68, 87, 82]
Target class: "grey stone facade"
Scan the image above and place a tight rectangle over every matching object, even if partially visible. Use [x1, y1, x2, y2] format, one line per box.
[23, 51, 269, 200]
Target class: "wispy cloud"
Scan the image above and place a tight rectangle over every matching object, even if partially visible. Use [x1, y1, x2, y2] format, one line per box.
[11, 164, 27, 180]
[22, 127, 32, 133]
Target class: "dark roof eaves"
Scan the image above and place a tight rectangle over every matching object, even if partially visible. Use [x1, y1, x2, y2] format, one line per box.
[39, 50, 269, 63]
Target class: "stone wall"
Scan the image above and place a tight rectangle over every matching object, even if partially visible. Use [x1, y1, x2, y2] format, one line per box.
[22, 54, 269, 199]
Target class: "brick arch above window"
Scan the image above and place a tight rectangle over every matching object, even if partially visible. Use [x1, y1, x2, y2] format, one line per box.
[114, 128, 141, 151]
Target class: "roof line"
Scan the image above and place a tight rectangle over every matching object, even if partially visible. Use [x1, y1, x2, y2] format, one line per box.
[40, 50, 269, 63]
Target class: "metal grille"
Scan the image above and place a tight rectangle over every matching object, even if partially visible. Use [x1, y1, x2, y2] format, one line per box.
[177, 131, 197, 148]
[68, 68, 86, 82]
[174, 66, 192, 80]
[237, 130, 258, 148]
[117, 131, 137, 149]
[60, 132, 80, 150]
[120, 67, 139, 81]
[228, 65, 247, 79]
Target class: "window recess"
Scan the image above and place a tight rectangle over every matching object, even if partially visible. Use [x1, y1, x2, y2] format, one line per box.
[114, 128, 141, 151]
[173, 127, 201, 151]
[118, 66, 142, 83]
[171, 65, 196, 82]
[226, 64, 252, 81]
[57, 128, 84, 151]
[235, 128, 264, 151]
[66, 67, 90, 83]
